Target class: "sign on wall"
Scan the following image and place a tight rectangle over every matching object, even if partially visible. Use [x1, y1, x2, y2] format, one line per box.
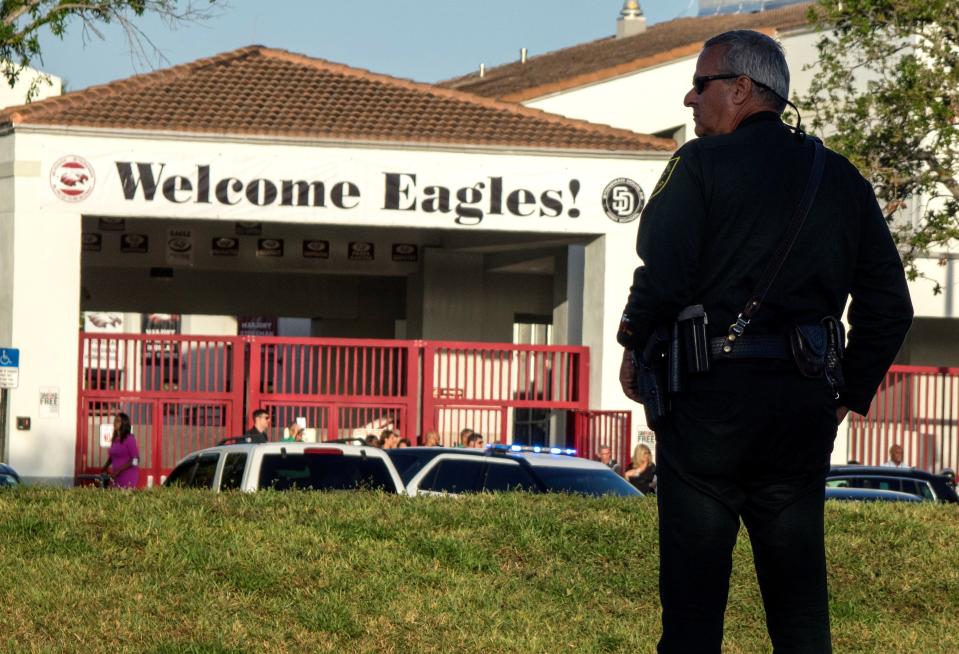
[40, 143, 661, 234]
[39, 386, 59, 418]
[0, 348, 20, 389]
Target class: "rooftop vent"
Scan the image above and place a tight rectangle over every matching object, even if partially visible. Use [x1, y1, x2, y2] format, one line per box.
[617, 0, 647, 38]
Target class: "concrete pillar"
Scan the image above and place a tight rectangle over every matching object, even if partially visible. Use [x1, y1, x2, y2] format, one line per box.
[7, 156, 82, 484]
[419, 247, 484, 341]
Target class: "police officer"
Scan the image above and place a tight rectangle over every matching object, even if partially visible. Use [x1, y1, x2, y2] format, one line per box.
[618, 30, 912, 653]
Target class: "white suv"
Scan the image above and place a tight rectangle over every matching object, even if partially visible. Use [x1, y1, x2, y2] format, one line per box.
[163, 442, 404, 493]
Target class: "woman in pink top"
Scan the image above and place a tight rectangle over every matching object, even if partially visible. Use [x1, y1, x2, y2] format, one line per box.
[102, 412, 140, 489]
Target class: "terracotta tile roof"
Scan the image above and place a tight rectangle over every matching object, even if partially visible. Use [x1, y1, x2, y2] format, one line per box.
[0, 46, 673, 152]
[441, 3, 817, 101]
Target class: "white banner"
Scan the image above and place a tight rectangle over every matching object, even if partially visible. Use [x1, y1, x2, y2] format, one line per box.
[40, 138, 662, 233]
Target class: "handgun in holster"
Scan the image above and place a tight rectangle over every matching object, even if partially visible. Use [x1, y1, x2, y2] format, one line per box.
[636, 327, 670, 430]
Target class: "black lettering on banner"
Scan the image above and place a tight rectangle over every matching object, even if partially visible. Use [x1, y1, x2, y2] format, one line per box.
[422, 186, 451, 213]
[281, 180, 323, 206]
[197, 165, 210, 203]
[215, 178, 244, 205]
[331, 181, 360, 209]
[539, 189, 563, 217]
[384, 173, 416, 210]
[116, 162, 164, 200]
[245, 179, 278, 206]
[506, 189, 536, 216]
[455, 184, 485, 225]
[162, 176, 193, 203]
[489, 177, 503, 215]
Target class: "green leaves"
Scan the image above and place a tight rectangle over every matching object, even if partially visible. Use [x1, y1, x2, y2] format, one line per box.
[800, 0, 959, 274]
[1, 1, 222, 92]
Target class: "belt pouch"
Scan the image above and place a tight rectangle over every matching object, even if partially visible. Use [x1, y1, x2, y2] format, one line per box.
[677, 304, 710, 373]
[668, 322, 685, 394]
[789, 324, 826, 378]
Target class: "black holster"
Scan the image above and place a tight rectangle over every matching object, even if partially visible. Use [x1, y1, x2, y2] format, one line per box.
[669, 304, 710, 393]
[637, 327, 670, 431]
[789, 317, 845, 392]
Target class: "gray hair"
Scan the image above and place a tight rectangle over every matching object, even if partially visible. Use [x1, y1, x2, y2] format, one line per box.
[703, 30, 789, 112]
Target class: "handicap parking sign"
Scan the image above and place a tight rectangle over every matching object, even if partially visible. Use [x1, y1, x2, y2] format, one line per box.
[0, 348, 20, 389]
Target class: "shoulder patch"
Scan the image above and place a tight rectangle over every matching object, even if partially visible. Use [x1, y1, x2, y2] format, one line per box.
[650, 156, 680, 199]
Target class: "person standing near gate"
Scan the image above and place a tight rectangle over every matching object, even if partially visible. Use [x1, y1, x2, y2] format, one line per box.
[241, 409, 271, 443]
[617, 30, 912, 652]
[102, 412, 140, 489]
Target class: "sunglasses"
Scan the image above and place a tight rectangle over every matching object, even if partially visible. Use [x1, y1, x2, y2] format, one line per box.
[691, 73, 740, 94]
[693, 73, 782, 99]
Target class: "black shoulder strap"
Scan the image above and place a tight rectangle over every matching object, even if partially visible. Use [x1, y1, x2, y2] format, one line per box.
[719, 138, 826, 355]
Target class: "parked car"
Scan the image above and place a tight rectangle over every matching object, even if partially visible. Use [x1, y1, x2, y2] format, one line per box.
[386, 446, 641, 497]
[826, 465, 959, 503]
[0, 462, 21, 487]
[163, 443, 404, 493]
[825, 487, 924, 503]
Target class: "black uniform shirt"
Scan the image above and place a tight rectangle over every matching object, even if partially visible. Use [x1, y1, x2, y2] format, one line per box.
[621, 112, 913, 414]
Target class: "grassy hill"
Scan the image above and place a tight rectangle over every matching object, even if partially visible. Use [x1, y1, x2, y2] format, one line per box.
[0, 488, 956, 653]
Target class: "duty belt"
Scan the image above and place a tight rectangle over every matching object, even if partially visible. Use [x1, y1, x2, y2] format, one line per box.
[709, 334, 790, 359]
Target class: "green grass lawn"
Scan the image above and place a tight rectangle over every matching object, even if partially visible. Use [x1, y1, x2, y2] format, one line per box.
[0, 488, 956, 653]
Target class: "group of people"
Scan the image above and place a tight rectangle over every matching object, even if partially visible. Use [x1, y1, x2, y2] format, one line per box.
[596, 443, 657, 494]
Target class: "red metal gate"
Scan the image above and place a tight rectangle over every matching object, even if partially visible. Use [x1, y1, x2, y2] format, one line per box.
[76, 334, 245, 486]
[246, 337, 418, 442]
[78, 334, 616, 485]
[848, 365, 959, 473]
[422, 342, 589, 445]
[571, 410, 633, 470]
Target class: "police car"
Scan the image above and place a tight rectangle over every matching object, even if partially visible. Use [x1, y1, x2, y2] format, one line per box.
[386, 444, 641, 497]
[163, 442, 405, 493]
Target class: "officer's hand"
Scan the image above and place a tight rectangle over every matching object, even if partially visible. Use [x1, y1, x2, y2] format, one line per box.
[836, 405, 849, 425]
[619, 349, 642, 404]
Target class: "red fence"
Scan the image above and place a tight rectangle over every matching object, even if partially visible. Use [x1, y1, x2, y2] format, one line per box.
[78, 334, 621, 485]
[422, 342, 589, 445]
[247, 337, 418, 441]
[76, 334, 245, 486]
[848, 365, 959, 473]
[572, 410, 633, 471]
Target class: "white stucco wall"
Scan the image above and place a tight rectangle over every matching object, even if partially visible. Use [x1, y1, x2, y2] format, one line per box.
[525, 29, 823, 146]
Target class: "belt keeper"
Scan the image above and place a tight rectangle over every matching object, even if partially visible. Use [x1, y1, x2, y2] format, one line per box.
[722, 314, 750, 353]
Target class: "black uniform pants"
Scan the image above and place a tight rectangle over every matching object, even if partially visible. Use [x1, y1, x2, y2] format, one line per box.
[654, 360, 837, 654]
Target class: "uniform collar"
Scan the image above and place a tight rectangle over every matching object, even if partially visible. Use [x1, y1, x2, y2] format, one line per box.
[736, 111, 783, 131]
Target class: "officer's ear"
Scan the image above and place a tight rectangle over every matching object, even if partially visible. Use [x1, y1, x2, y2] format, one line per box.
[730, 75, 753, 106]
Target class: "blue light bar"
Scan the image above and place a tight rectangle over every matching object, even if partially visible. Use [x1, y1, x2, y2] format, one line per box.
[485, 443, 578, 457]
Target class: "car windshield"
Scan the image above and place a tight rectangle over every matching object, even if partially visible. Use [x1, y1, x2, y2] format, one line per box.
[258, 453, 397, 492]
[534, 467, 641, 496]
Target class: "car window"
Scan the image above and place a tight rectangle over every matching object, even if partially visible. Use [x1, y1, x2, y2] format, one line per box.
[220, 453, 247, 491]
[534, 467, 641, 496]
[191, 453, 220, 489]
[422, 459, 485, 494]
[483, 460, 537, 492]
[258, 453, 396, 492]
[165, 456, 198, 487]
[825, 479, 849, 488]
[918, 482, 936, 500]
[386, 450, 438, 485]
[0, 473, 19, 487]
[899, 479, 919, 496]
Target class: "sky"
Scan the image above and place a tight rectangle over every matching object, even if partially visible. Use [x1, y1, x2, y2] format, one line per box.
[33, 0, 698, 91]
